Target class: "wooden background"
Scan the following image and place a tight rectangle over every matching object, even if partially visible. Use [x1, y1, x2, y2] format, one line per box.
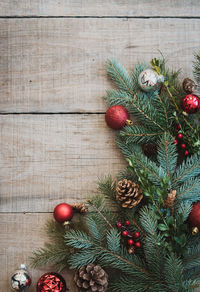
[1, 1, 200, 291]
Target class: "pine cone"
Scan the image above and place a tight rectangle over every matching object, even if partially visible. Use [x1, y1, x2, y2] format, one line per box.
[128, 246, 135, 254]
[164, 190, 176, 208]
[182, 78, 197, 94]
[74, 264, 108, 292]
[116, 179, 143, 208]
[71, 203, 88, 214]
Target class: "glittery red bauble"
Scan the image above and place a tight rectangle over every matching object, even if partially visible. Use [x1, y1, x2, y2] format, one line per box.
[182, 94, 200, 114]
[37, 272, 67, 292]
[53, 203, 74, 223]
[188, 202, 200, 230]
[105, 105, 130, 130]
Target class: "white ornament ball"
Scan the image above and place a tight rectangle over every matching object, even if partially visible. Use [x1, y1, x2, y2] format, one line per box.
[10, 264, 31, 291]
[138, 69, 164, 92]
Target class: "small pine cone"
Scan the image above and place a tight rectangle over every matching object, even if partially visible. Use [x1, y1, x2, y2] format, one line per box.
[116, 179, 143, 208]
[182, 78, 197, 94]
[143, 143, 157, 157]
[74, 263, 108, 292]
[71, 203, 88, 214]
[164, 190, 176, 208]
[128, 246, 135, 254]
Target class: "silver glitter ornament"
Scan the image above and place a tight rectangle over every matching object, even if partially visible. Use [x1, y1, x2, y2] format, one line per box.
[10, 264, 31, 291]
[138, 69, 164, 92]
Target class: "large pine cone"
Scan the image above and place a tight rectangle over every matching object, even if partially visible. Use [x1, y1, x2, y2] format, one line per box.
[74, 263, 108, 292]
[116, 179, 143, 208]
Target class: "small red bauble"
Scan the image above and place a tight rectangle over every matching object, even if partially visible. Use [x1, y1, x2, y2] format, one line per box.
[105, 105, 130, 130]
[177, 133, 183, 139]
[188, 202, 200, 234]
[125, 220, 130, 226]
[37, 272, 67, 292]
[116, 222, 122, 228]
[53, 203, 74, 223]
[182, 94, 200, 114]
[174, 139, 178, 144]
[181, 143, 186, 149]
[128, 239, 134, 246]
[185, 150, 189, 156]
[135, 242, 141, 248]
[134, 232, 140, 239]
[122, 230, 128, 237]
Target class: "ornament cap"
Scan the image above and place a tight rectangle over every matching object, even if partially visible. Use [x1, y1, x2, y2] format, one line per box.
[126, 119, 133, 126]
[19, 264, 27, 270]
[192, 226, 199, 235]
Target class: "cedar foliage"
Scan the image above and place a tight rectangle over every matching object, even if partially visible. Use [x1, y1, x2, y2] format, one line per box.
[31, 54, 200, 292]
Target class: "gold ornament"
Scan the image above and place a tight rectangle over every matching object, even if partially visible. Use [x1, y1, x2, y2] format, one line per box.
[192, 227, 199, 235]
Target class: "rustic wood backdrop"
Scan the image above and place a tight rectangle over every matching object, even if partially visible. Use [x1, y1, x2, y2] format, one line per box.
[1, 1, 200, 291]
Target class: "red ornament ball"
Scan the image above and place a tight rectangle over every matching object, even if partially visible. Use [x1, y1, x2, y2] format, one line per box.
[37, 272, 67, 292]
[128, 239, 134, 246]
[116, 222, 122, 228]
[134, 232, 140, 239]
[122, 230, 128, 237]
[181, 143, 186, 149]
[125, 220, 130, 226]
[185, 150, 189, 156]
[177, 133, 183, 139]
[53, 203, 74, 223]
[105, 105, 130, 130]
[135, 242, 141, 248]
[182, 94, 200, 114]
[188, 202, 200, 231]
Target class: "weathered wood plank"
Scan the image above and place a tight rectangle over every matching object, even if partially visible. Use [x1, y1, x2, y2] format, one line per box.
[0, 212, 76, 292]
[0, 114, 125, 212]
[0, 18, 200, 113]
[0, 0, 200, 17]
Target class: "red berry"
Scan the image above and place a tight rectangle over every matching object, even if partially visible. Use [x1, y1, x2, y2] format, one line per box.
[135, 242, 141, 248]
[185, 150, 189, 156]
[181, 143, 186, 149]
[125, 220, 130, 226]
[134, 232, 140, 239]
[122, 230, 128, 237]
[128, 239, 134, 246]
[174, 139, 178, 144]
[116, 222, 122, 228]
[177, 133, 183, 139]
[177, 124, 182, 130]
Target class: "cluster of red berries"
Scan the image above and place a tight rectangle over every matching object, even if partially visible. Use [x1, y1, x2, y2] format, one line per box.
[116, 220, 141, 248]
[174, 125, 189, 156]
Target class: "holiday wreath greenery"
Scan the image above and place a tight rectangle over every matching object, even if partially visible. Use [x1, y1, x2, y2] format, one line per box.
[31, 53, 200, 292]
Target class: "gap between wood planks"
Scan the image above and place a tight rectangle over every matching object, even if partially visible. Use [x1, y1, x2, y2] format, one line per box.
[0, 16, 200, 19]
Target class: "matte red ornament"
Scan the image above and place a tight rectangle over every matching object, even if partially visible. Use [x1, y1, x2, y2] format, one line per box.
[105, 105, 130, 130]
[135, 242, 141, 248]
[134, 232, 140, 239]
[182, 94, 200, 114]
[125, 220, 130, 226]
[53, 203, 74, 223]
[128, 239, 134, 246]
[185, 150, 189, 156]
[188, 202, 200, 234]
[37, 272, 67, 292]
[177, 133, 183, 139]
[122, 230, 128, 237]
[181, 143, 186, 149]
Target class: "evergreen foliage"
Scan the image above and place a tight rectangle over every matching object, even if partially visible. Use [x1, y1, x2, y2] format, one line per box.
[31, 54, 200, 291]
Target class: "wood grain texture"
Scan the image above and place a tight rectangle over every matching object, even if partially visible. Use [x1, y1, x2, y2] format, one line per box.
[0, 0, 200, 17]
[0, 114, 125, 212]
[0, 212, 76, 291]
[1, 18, 200, 113]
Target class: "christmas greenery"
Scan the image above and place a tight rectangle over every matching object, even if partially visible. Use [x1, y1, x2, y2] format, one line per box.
[31, 54, 200, 292]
